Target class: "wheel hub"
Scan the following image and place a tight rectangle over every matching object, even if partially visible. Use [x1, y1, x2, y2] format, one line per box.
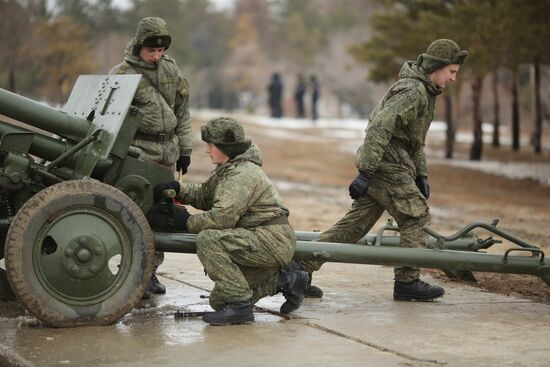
[33, 209, 131, 305]
[62, 235, 107, 280]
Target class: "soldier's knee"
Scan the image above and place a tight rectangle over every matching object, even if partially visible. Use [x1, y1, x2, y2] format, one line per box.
[399, 221, 429, 247]
[197, 229, 223, 256]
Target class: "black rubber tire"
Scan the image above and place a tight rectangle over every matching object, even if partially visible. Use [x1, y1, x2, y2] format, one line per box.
[5, 180, 155, 327]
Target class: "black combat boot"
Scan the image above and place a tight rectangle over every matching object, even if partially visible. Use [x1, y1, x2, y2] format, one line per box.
[202, 300, 254, 326]
[285, 260, 323, 299]
[149, 268, 166, 295]
[304, 278, 324, 298]
[277, 269, 308, 314]
[393, 279, 445, 301]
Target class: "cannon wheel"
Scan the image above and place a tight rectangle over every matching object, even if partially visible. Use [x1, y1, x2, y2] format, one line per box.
[4, 180, 155, 327]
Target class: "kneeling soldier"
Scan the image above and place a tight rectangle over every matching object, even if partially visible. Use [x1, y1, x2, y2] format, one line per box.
[155, 117, 307, 325]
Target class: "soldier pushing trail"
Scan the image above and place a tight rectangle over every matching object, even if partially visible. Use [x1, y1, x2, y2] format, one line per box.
[295, 39, 468, 302]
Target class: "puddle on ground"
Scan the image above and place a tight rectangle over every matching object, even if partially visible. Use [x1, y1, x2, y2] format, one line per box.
[0, 275, 287, 366]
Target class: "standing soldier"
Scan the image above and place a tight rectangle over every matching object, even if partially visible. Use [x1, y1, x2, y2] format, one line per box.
[296, 39, 468, 301]
[154, 117, 308, 325]
[294, 73, 306, 118]
[310, 74, 320, 121]
[267, 73, 283, 118]
[110, 17, 192, 298]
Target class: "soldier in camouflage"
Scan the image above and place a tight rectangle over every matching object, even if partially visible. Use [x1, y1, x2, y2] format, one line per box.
[110, 17, 193, 298]
[155, 117, 308, 325]
[296, 39, 468, 301]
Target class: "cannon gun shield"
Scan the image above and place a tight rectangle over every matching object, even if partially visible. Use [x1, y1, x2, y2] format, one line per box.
[4, 180, 155, 327]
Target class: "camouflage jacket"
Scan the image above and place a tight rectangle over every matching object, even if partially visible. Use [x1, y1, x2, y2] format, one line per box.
[356, 61, 441, 178]
[177, 145, 290, 233]
[109, 22, 192, 156]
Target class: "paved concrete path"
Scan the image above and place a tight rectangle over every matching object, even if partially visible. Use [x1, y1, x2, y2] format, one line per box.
[1, 254, 550, 366]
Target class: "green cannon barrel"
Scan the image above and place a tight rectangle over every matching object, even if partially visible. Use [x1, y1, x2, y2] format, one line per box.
[0, 88, 90, 141]
[0, 120, 76, 164]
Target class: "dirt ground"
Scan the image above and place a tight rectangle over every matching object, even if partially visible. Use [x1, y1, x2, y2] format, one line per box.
[188, 116, 550, 304]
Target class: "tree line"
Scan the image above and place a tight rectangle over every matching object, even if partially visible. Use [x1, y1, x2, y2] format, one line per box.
[0, 0, 373, 112]
[350, 0, 550, 159]
[0, 0, 548, 160]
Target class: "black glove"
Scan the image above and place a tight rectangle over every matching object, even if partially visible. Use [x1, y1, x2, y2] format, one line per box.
[176, 155, 191, 175]
[415, 175, 430, 199]
[349, 170, 371, 200]
[153, 181, 180, 202]
[174, 206, 191, 231]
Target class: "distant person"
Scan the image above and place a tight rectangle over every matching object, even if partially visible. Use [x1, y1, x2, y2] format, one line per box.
[294, 73, 306, 118]
[154, 117, 307, 325]
[267, 73, 283, 118]
[294, 39, 468, 301]
[310, 74, 320, 121]
[110, 17, 193, 298]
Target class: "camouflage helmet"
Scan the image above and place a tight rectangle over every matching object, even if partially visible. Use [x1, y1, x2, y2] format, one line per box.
[133, 17, 172, 55]
[201, 117, 252, 159]
[417, 39, 468, 74]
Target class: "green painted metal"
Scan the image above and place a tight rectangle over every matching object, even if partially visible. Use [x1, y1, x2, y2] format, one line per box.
[423, 219, 537, 249]
[294, 218, 500, 251]
[0, 120, 75, 164]
[4, 180, 154, 327]
[294, 231, 495, 251]
[0, 75, 173, 217]
[33, 207, 132, 304]
[154, 221, 550, 286]
[64, 75, 141, 178]
[0, 88, 90, 141]
[0, 75, 142, 179]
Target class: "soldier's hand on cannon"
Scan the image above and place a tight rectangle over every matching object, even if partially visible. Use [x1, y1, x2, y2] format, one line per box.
[349, 170, 371, 200]
[415, 175, 430, 200]
[176, 155, 191, 175]
[153, 181, 180, 202]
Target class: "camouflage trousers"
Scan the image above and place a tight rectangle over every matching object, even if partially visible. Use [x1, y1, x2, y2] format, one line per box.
[196, 225, 296, 311]
[299, 173, 430, 282]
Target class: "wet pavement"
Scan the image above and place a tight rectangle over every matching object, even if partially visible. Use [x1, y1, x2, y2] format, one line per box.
[1, 254, 550, 367]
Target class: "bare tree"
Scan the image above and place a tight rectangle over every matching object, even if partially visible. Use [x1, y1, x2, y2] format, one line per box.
[470, 76, 483, 160]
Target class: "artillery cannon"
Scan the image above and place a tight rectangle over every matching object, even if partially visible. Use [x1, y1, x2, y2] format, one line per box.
[0, 75, 172, 326]
[0, 76, 548, 327]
